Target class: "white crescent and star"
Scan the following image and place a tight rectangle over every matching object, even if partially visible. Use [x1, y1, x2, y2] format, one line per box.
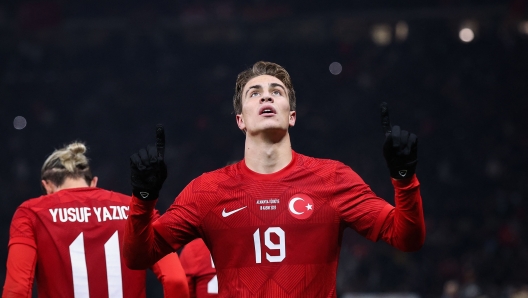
[289, 197, 305, 215]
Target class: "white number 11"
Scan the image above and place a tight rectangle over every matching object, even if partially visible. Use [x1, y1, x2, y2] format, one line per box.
[253, 227, 285, 263]
[69, 231, 122, 298]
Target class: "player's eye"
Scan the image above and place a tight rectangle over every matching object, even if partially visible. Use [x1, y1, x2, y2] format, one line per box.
[272, 90, 282, 96]
[250, 91, 260, 97]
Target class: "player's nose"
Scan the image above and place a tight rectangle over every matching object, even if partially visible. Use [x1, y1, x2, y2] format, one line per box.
[260, 96, 273, 103]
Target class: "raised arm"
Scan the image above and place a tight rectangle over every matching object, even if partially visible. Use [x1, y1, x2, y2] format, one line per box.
[123, 124, 174, 269]
[378, 102, 425, 251]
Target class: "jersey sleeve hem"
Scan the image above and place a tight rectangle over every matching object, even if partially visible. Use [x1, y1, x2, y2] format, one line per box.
[391, 174, 419, 189]
[8, 237, 37, 249]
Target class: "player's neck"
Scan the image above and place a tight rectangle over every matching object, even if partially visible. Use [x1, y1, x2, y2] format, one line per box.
[243, 133, 292, 174]
[55, 178, 91, 192]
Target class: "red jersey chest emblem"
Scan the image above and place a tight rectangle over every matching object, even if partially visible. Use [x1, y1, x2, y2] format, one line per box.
[288, 194, 314, 219]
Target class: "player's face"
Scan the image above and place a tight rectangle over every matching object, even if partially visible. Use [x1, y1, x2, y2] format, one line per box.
[236, 75, 296, 135]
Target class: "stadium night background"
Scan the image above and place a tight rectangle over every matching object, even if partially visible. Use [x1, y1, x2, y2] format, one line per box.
[1, 0, 527, 296]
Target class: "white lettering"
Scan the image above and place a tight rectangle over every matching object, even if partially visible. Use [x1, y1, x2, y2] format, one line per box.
[59, 209, 68, 222]
[84, 207, 91, 223]
[103, 207, 112, 221]
[93, 207, 102, 222]
[120, 206, 128, 219]
[48, 207, 93, 223]
[49, 209, 59, 222]
[110, 206, 120, 220]
[76, 208, 85, 222]
[116, 206, 123, 219]
[68, 208, 77, 222]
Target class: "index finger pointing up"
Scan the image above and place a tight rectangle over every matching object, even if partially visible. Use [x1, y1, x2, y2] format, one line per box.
[380, 102, 392, 135]
[156, 124, 165, 159]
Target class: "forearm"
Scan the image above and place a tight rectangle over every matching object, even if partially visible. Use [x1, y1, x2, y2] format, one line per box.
[380, 175, 425, 252]
[123, 196, 172, 269]
[151, 253, 190, 298]
[2, 244, 37, 298]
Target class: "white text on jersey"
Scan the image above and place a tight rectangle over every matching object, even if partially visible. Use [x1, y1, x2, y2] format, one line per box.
[49, 206, 129, 223]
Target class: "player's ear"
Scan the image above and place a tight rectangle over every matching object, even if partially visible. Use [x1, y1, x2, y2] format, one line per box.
[90, 176, 98, 187]
[41, 180, 55, 195]
[236, 114, 246, 131]
[289, 111, 296, 127]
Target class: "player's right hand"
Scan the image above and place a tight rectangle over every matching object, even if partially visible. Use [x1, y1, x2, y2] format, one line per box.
[380, 102, 418, 179]
[130, 124, 167, 200]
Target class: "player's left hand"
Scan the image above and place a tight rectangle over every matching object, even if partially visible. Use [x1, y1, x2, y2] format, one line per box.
[129, 124, 168, 200]
[380, 102, 418, 179]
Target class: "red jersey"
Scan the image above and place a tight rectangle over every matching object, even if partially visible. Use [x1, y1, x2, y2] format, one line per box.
[180, 239, 217, 298]
[125, 150, 425, 297]
[8, 187, 148, 298]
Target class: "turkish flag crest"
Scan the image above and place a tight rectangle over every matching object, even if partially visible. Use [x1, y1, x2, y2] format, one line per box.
[288, 193, 314, 220]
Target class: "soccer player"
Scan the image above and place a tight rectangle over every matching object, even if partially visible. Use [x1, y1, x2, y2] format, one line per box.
[124, 61, 425, 297]
[3, 142, 189, 298]
[179, 239, 218, 298]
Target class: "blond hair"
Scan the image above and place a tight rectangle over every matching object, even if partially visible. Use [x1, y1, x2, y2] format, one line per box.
[41, 142, 93, 187]
[233, 61, 296, 115]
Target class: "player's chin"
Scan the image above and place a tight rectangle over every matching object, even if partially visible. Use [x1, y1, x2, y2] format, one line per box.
[262, 125, 290, 135]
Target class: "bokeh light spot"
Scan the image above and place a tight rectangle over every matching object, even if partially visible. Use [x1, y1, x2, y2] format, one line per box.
[14, 116, 27, 130]
[329, 62, 342, 75]
[459, 28, 474, 43]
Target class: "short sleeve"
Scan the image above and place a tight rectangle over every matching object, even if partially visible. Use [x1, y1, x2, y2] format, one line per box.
[330, 162, 394, 241]
[9, 206, 37, 249]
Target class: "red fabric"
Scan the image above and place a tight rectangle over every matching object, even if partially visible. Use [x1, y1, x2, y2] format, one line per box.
[2, 244, 37, 298]
[123, 150, 425, 297]
[151, 253, 190, 298]
[4, 187, 186, 298]
[378, 176, 426, 251]
[180, 239, 217, 298]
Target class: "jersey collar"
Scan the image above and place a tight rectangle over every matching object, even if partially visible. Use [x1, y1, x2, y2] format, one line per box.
[240, 150, 297, 181]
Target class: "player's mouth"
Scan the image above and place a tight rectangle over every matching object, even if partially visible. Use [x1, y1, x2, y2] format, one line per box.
[259, 105, 277, 116]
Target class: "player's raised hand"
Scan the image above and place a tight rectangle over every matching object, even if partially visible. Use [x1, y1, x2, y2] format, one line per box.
[380, 102, 418, 179]
[130, 124, 168, 200]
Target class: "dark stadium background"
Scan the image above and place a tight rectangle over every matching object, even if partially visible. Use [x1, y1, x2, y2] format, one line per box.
[1, 0, 527, 297]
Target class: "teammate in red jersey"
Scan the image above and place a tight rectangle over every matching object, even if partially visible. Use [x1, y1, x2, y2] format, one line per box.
[179, 239, 218, 298]
[124, 61, 425, 297]
[2, 142, 189, 298]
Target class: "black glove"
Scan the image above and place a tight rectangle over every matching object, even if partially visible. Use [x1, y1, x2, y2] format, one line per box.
[380, 102, 418, 179]
[130, 124, 167, 200]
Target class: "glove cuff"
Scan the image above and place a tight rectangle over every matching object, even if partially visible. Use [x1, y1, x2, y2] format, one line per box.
[388, 160, 417, 179]
[132, 188, 160, 201]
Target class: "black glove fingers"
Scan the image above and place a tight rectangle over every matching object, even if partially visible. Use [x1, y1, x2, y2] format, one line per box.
[400, 130, 410, 155]
[138, 148, 151, 167]
[130, 125, 169, 201]
[391, 125, 401, 148]
[147, 145, 159, 164]
[130, 153, 145, 170]
[409, 133, 418, 155]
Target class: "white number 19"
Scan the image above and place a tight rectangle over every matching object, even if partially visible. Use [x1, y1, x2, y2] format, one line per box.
[253, 227, 285, 264]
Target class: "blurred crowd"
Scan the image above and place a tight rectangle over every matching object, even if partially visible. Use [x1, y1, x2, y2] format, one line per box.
[1, 0, 527, 297]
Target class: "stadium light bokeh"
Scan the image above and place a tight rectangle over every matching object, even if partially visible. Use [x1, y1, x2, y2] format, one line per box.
[519, 20, 528, 35]
[459, 28, 475, 43]
[329, 62, 343, 75]
[13, 116, 27, 130]
[371, 24, 392, 46]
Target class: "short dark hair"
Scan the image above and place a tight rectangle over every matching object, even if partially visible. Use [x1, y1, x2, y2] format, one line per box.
[233, 61, 296, 115]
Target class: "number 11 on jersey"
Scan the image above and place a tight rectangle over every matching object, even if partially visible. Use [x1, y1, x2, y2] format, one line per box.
[252, 227, 286, 264]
